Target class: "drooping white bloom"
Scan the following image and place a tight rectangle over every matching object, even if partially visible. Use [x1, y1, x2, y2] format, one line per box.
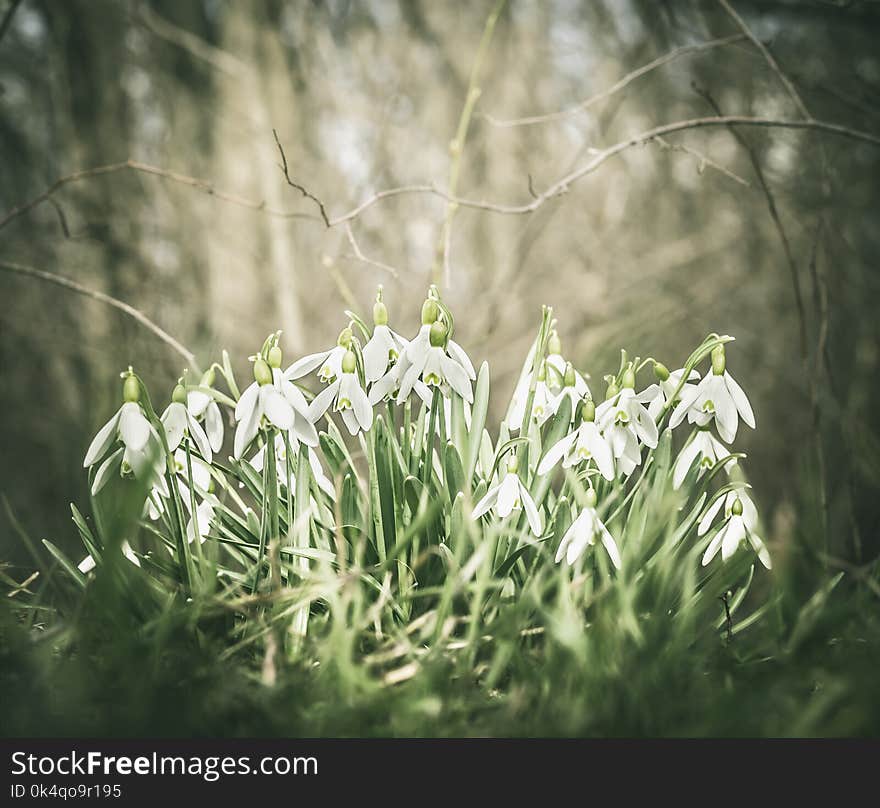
[234, 356, 317, 459]
[672, 428, 736, 489]
[669, 348, 754, 444]
[397, 320, 474, 404]
[555, 491, 621, 569]
[699, 491, 770, 569]
[186, 389, 224, 453]
[307, 349, 373, 436]
[144, 447, 211, 521]
[506, 363, 557, 428]
[368, 358, 433, 407]
[363, 321, 408, 384]
[641, 365, 700, 420]
[161, 385, 213, 463]
[284, 343, 347, 385]
[84, 379, 166, 496]
[538, 405, 614, 482]
[471, 461, 542, 536]
[595, 385, 657, 477]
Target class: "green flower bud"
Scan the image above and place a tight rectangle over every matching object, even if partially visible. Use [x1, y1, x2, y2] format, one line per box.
[429, 319, 448, 348]
[267, 345, 283, 369]
[605, 380, 619, 401]
[653, 361, 670, 382]
[711, 344, 726, 376]
[373, 299, 388, 327]
[506, 455, 518, 474]
[253, 358, 272, 386]
[123, 374, 140, 403]
[200, 367, 215, 387]
[337, 326, 353, 348]
[421, 298, 439, 325]
[581, 397, 596, 423]
[621, 365, 635, 390]
[585, 489, 597, 509]
[563, 362, 576, 388]
[731, 497, 743, 516]
[548, 331, 562, 356]
[342, 349, 357, 374]
[171, 383, 187, 404]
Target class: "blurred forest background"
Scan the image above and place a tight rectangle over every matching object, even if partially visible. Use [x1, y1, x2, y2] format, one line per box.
[1, 0, 878, 576]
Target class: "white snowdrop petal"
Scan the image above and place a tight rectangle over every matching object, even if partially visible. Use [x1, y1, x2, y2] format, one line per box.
[83, 408, 123, 468]
[185, 411, 213, 462]
[537, 432, 576, 475]
[91, 447, 124, 495]
[119, 402, 151, 452]
[599, 524, 622, 570]
[261, 386, 294, 431]
[235, 382, 260, 421]
[519, 482, 543, 537]
[205, 402, 224, 453]
[307, 381, 339, 422]
[496, 473, 520, 518]
[447, 339, 476, 380]
[284, 350, 331, 380]
[161, 403, 187, 453]
[724, 371, 756, 429]
[471, 484, 500, 520]
[697, 496, 727, 536]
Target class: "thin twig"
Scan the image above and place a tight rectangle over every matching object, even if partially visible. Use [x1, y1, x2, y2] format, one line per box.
[652, 135, 750, 186]
[0, 259, 196, 365]
[0, 159, 319, 234]
[485, 34, 747, 128]
[718, 0, 811, 120]
[273, 129, 331, 227]
[343, 223, 399, 278]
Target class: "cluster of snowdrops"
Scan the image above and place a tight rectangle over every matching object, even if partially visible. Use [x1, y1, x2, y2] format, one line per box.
[77, 286, 771, 599]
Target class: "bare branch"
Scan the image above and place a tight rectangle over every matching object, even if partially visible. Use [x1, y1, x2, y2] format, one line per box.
[0, 259, 196, 366]
[0, 159, 320, 234]
[485, 34, 748, 128]
[652, 135, 750, 186]
[718, 0, 811, 120]
[273, 129, 331, 227]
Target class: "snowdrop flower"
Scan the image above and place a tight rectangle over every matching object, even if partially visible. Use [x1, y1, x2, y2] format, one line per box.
[362, 291, 408, 383]
[144, 448, 211, 521]
[234, 349, 317, 459]
[669, 345, 755, 444]
[250, 435, 335, 500]
[185, 499, 215, 545]
[505, 333, 589, 430]
[78, 541, 141, 574]
[672, 428, 736, 489]
[83, 372, 165, 495]
[161, 383, 213, 462]
[537, 399, 614, 481]
[284, 326, 351, 385]
[549, 362, 591, 422]
[555, 489, 621, 569]
[642, 362, 700, 420]
[472, 456, 542, 536]
[308, 348, 373, 436]
[595, 369, 657, 477]
[699, 493, 771, 569]
[186, 368, 224, 453]
[507, 363, 556, 427]
[398, 318, 474, 404]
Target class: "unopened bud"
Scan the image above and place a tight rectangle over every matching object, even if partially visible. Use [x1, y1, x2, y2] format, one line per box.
[548, 331, 562, 356]
[653, 361, 670, 382]
[621, 365, 635, 390]
[373, 299, 388, 327]
[267, 345, 283, 369]
[585, 489, 597, 509]
[342, 349, 357, 375]
[254, 358, 272, 386]
[581, 397, 596, 423]
[711, 344, 726, 376]
[563, 362, 576, 388]
[172, 383, 187, 404]
[123, 374, 140, 403]
[429, 319, 448, 348]
[605, 381, 619, 401]
[421, 298, 439, 325]
[200, 367, 215, 387]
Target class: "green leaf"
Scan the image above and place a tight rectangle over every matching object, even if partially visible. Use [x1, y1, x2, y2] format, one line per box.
[42, 539, 86, 589]
[465, 362, 490, 485]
